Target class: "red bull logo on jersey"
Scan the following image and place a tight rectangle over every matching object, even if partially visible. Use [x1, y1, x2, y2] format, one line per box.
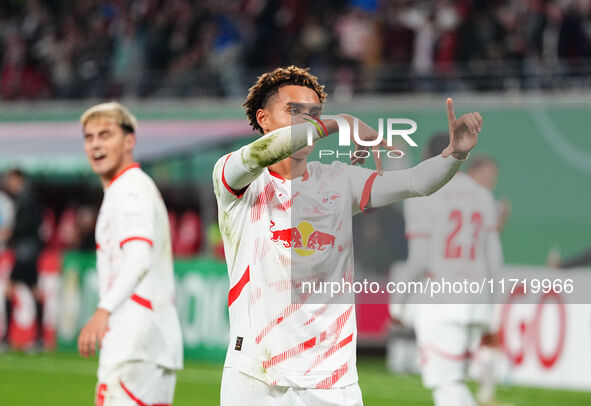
[269, 221, 303, 248]
[269, 221, 335, 256]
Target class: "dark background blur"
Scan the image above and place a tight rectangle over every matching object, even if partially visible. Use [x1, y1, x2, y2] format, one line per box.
[3, 0, 591, 99]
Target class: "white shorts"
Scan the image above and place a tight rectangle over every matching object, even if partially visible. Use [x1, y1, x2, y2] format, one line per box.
[220, 367, 363, 406]
[415, 312, 485, 389]
[96, 361, 177, 406]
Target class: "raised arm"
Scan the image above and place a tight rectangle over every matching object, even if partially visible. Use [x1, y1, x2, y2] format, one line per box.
[222, 116, 340, 192]
[368, 155, 463, 207]
[368, 98, 482, 208]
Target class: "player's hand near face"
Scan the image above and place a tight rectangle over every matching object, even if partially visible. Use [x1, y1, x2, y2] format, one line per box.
[442, 98, 482, 160]
[78, 308, 110, 358]
[343, 115, 398, 175]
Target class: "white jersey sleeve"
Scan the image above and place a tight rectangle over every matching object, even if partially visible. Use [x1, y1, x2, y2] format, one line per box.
[98, 241, 152, 313]
[483, 192, 503, 278]
[213, 153, 245, 210]
[219, 122, 327, 195]
[115, 186, 155, 246]
[99, 180, 157, 313]
[370, 155, 464, 209]
[332, 161, 378, 215]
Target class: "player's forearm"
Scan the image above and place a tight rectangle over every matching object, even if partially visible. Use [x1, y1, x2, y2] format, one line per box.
[369, 155, 464, 208]
[98, 241, 152, 313]
[224, 118, 339, 190]
[485, 231, 504, 277]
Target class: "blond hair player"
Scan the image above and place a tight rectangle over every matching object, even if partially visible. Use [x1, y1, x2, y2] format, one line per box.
[77, 102, 183, 406]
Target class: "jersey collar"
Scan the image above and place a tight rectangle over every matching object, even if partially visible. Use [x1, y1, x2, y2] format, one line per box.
[268, 168, 309, 183]
[107, 163, 140, 188]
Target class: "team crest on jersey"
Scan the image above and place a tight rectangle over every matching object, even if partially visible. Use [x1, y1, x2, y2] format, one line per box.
[320, 191, 340, 212]
[269, 221, 335, 256]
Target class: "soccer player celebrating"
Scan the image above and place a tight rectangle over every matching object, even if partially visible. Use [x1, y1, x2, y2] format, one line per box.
[399, 136, 503, 406]
[78, 102, 183, 406]
[213, 66, 483, 405]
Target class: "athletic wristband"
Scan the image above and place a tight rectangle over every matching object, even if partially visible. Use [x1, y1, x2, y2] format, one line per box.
[303, 114, 328, 138]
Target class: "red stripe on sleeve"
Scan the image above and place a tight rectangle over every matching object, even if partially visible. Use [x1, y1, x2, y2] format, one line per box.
[131, 294, 153, 310]
[120, 236, 153, 248]
[359, 172, 379, 213]
[228, 266, 250, 307]
[222, 154, 246, 198]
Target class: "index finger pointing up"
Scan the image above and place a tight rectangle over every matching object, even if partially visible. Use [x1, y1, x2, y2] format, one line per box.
[446, 98, 456, 125]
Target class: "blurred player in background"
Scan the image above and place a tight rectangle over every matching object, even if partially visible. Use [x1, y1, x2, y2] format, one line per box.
[0, 181, 14, 348]
[466, 156, 511, 406]
[467, 157, 511, 234]
[394, 134, 504, 406]
[213, 66, 482, 405]
[2, 169, 44, 351]
[77, 102, 183, 406]
[0, 181, 14, 251]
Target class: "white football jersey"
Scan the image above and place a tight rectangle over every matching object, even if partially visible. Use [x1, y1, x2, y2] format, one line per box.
[404, 173, 498, 323]
[213, 155, 377, 388]
[95, 163, 183, 370]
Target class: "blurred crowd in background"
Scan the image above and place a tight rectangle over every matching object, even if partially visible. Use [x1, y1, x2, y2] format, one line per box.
[3, 0, 591, 99]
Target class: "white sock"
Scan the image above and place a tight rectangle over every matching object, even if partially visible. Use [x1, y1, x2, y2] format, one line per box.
[476, 346, 496, 403]
[433, 382, 476, 406]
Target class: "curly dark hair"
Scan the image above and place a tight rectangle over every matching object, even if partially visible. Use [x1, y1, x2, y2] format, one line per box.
[243, 66, 327, 133]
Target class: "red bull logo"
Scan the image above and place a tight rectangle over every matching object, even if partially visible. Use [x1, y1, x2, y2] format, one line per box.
[305, 230, 335, 251]
[269, 221, 335, 256]
[269, 221, 302, 248]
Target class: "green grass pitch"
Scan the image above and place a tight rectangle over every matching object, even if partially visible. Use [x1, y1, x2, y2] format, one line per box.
[1, 352, 590, 405]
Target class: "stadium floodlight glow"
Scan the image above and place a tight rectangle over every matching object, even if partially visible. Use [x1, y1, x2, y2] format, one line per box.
[306, 116, 419, 147]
